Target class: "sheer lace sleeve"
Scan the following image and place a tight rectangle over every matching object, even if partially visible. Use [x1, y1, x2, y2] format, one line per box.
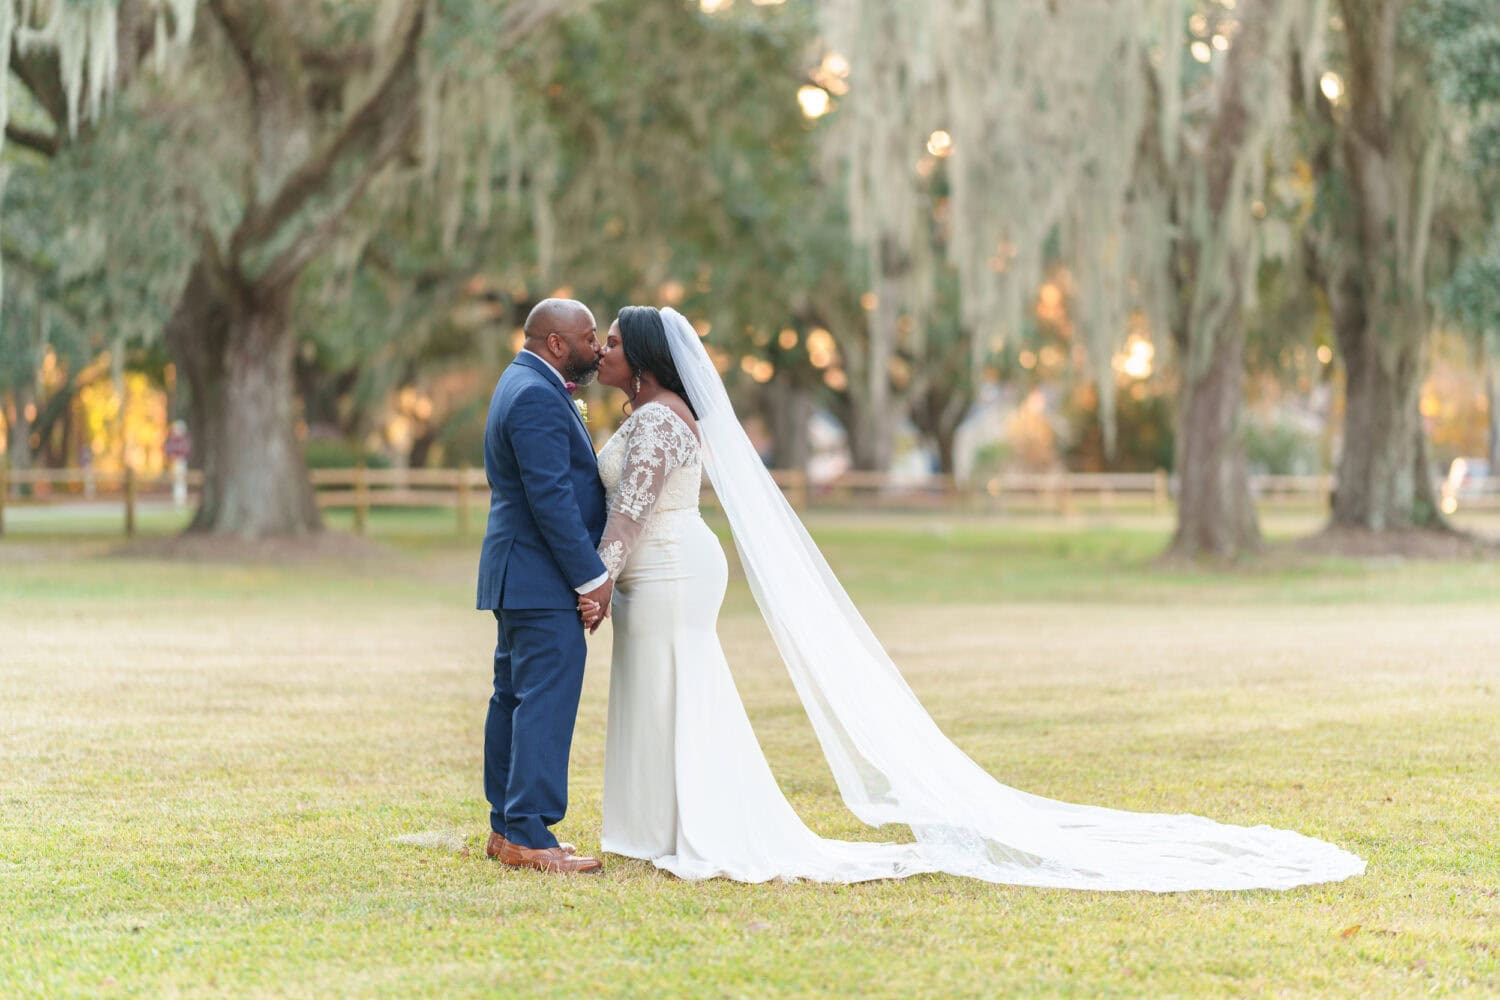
[598, 404, 699, 580]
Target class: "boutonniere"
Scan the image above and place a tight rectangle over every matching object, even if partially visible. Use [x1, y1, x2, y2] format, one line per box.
[574, 398, 590, 424]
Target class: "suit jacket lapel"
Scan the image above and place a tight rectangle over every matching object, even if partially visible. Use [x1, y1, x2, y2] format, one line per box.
[512, 353, 593, 446]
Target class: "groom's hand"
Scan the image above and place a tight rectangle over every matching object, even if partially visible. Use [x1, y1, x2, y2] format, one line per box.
[579, 579, 613, 633]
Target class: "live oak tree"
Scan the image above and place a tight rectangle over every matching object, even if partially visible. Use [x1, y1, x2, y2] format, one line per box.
[1302, 0, 1449, 533]
[1, 0, 190, 475]
[1149, 0, 1325, 558]
[1422, 0, 1500, 473]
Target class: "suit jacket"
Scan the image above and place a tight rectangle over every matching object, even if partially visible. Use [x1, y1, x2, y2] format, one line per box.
[476, 352, 607, 610]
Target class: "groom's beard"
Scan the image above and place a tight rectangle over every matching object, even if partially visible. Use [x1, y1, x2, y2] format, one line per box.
[563, 353, 601, 387]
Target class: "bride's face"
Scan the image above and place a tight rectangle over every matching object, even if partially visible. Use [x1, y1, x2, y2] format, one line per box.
[597, 320, 631, 390]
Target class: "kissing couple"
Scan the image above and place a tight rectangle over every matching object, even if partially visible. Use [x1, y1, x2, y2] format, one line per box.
[473, 298, 1365, 889]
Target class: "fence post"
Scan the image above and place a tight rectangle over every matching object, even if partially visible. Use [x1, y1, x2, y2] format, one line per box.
[0, 460, 7, 537]
[1153, 468, 1168, 513]
[124, 466, 137, 538]
[456, 466, 472, 535]
[353, 461, 368, 537]
[784, 469, 809, 511]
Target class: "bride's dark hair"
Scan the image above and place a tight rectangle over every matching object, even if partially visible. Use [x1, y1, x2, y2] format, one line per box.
[618, 305, 699, 419]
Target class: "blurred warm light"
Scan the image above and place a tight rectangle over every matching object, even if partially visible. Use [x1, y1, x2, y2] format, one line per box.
[926, 129, 954, 158]
[699, 0, 732, 11]
[1329, 13, 1344, 30]
[511, 329, 525, 353]
[1018, 350, 1038, 370]
[750, 360, 775, 383]
[1317, 344, 1333, 364]
[778, 328, 799, 350]
[751, 0, 785, 5]
[740, 356, 758, 375]
[1320, 71, 1344, 102]
[1251, 199, 1267, 219]
[386, 414, 412, 451]
[1442, 458, 1467, 514]
[1420, 393, 1440, 417]
[549, 285, 574, 299]
[1035, 282, 1067, 326]
[805, 327, 837, 368]
[658, 279, 686, 305]
[915, 155, 938, 179]
[693, 318, 712, 338]
[1115, 335, 1155, 379]
[797, 85, 831, 119]
[889, 357, 911, 389]
[1190, 41, 1212, 63]
[1211, 34, 1229, 51]
[859, 292, 878, 312]
[814, 52, 851, 95]
[1189, 13, 1208, 35]
[1039, 345, 1063, 368]
[23, 402, 38, 422]
[823, 367, 848, 390]
[707, 347, 732, 373]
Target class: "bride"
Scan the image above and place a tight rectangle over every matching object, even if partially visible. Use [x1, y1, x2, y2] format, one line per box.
[577, 304, 1364, 890]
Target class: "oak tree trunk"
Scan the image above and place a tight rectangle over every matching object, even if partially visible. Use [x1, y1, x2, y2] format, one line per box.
[1165, 0, 1282, 558]
[766, 378, 814, 471]
[6, 387, 34, 488]
[1171, 326, 1262, 557]
[1305, 0, 1445, 534]
[1327, 284, 1439, 528]
[166, 261, 322, 536]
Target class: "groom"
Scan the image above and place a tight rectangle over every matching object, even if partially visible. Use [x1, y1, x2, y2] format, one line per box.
[476, 298, 612, 875]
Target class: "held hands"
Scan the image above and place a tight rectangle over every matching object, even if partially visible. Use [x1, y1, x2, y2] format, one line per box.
[578, 579, 613, 633]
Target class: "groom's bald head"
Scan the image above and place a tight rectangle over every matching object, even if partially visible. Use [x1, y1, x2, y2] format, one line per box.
[522, 297, 600, 384]
[524, 298, 593, 343]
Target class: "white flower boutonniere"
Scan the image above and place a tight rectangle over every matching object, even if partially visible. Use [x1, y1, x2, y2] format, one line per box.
[574, 398, 590, 424]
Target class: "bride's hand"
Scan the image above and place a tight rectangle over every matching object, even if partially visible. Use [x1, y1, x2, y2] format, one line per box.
[578, 596, 605, 631]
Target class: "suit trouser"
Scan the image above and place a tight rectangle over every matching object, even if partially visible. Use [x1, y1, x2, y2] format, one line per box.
[485, 608, 587, 850]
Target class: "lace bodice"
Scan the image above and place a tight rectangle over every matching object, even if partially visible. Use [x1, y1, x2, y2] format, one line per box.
[596, 402, 702, 579]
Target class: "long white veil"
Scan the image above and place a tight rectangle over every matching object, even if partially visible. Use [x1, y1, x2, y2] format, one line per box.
[660, 307, 1364, 891]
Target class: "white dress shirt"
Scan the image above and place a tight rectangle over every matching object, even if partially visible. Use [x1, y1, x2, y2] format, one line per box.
[520, 349, 609, 596]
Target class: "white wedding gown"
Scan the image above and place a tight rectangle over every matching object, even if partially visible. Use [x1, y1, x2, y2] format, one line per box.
[590, 309, 1366, 890]
[598, 403, 937, 882]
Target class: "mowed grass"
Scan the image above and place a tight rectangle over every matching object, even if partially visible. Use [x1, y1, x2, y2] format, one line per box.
[2, 513, 1498, 997]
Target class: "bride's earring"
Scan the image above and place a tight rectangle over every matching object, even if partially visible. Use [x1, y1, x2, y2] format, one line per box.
[624, 371, 642, 416]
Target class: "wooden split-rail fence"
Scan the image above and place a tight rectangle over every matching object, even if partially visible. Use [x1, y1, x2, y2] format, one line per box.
[6, 462, 1489, 539]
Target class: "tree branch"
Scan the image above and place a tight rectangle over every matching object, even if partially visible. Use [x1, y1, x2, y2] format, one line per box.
[4, 123, 60, 157]
[232, 1, 427, 286]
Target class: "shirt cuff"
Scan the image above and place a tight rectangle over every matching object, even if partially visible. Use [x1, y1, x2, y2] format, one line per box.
[575, 571, 610, 595]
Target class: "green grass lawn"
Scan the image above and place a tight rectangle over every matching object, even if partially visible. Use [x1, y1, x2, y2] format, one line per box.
[2, 514, 1498, 996]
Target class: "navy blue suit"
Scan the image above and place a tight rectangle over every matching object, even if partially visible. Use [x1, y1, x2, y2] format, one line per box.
[477, 351, 607, 849]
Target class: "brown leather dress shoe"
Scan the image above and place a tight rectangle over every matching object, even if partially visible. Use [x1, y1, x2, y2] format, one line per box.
[486, 832, 602, 874]
[485, 832, 577, 857]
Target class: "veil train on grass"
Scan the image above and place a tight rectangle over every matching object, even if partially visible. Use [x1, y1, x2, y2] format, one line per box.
[660, 306, 1365, 892]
